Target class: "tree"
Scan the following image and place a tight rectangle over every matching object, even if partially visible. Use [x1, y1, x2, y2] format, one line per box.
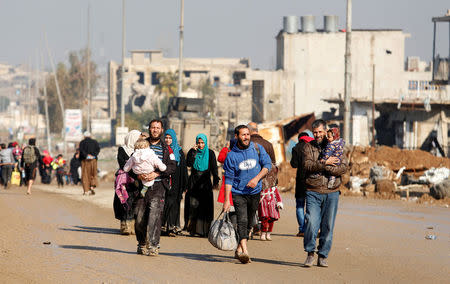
[40, 48, 99, 132]
[198, 78, 216, 117]
[154, 72, 178, 117]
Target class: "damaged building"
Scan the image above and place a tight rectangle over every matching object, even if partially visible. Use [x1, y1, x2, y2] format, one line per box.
[107, 12, 449, 156]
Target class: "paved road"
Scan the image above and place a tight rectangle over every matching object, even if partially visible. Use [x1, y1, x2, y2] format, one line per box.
[0, 183, 449, 283]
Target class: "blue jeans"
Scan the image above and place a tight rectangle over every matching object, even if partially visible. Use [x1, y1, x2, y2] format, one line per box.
[303, 190, 339, 258]
[296, 198, 305, 233]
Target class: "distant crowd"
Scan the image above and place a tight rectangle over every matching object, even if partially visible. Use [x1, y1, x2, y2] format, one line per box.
[0, 131, 100, 195]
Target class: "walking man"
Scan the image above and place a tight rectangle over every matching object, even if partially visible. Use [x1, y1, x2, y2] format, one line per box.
[302, 120, 348, 267]
[0, 143, 16, 189]
[21, 138, 42, 195]
[79, 131, 100, 195]
[247, 122, 276, 164]
[290, 131, 314, 237]
[223, 125, 272, 263]
[135, 119, 176, 256]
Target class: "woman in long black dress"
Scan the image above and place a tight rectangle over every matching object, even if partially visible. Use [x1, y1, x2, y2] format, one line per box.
[186, 133, 219, 237]
[161, 129, 188, 236]
[114, 129, 141, 235]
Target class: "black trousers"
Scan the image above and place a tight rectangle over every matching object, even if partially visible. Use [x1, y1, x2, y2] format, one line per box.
[2, 165, 13, 187]
[135, 182, 165, 248]
[232, 192, 260, 242]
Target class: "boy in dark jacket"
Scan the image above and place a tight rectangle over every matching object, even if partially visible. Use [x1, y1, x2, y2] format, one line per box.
[290, 130, 314, 237]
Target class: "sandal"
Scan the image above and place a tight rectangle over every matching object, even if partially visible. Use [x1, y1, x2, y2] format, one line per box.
[238, 253, 250, 264]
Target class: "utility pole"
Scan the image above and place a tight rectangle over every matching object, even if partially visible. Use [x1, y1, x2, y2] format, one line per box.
[40, 49, 52, 154]
[343, 0, 352, 143]
[177, 0, 184, 97]
[87, 4, 91, 132]
[121, 0, 126, 127]
[45, 33, 66, 156]
[371, 64, 376, 147]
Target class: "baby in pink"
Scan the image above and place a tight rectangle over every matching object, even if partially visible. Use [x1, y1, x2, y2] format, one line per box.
[123, 139, 167, 197]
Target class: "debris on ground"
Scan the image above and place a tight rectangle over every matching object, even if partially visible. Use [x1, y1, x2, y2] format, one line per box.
[418, 168, 450, 185]
[429, 179, 450, 200]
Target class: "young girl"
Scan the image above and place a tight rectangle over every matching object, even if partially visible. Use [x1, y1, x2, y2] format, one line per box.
[258, 168, 283, 241]
[123, 138, 167, 197]
[321, 127, 345, 189]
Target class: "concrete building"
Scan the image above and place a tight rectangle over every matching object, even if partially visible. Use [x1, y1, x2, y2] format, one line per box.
[107, 50, 285, 127]
[276, 15, 449, 153]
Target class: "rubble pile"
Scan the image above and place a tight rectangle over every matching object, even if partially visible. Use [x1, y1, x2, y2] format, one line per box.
[344, 145, 450, 204]
[277, 144, 450, 205]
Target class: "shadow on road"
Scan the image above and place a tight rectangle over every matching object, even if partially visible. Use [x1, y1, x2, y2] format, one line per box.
[160, 252, 301, 267]
[59, 226, 120, 235]
[270, 233, 297, 238]
[59, 245, 135, 255]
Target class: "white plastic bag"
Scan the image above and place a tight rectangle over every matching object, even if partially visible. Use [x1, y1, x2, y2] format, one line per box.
[208, 211, 238, 251]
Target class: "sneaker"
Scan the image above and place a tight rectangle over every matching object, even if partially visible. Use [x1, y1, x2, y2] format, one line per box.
[304, 253, 315, 267]
[266, 233, 272, 241]
[317, 256, 329, 267]
[260, 232, 266, 241]
[148, 246, 159, 256]
[137, 245, 148, 255]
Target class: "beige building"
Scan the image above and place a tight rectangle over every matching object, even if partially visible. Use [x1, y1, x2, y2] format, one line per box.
[276, 15, 449, 152]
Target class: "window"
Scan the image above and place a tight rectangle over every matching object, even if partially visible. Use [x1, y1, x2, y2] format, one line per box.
[151, 72, 160, 85]
[137, 72, 144, 84]
[408, 80, 417, 90]
[233, 72, 246, 85]
[228, 93, 241, 97]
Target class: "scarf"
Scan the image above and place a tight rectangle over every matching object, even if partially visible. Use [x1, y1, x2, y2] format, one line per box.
[164, 129, 181, 165]
[122, 130, 141, 157]
[193, 133, 209, 171]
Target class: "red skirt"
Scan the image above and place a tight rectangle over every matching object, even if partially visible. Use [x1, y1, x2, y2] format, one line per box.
[258, 187, 280, 220]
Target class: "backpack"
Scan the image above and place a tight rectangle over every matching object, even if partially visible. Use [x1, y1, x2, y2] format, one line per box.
[23, 146, 37, 164]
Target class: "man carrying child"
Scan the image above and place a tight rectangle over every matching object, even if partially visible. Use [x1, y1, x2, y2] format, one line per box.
[302, 119, 349, 268]
[134, 119, 176, 256]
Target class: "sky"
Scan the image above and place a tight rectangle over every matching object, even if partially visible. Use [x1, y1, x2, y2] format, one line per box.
[0, 0, 448, 71]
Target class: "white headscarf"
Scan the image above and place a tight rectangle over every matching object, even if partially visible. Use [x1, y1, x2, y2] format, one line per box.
[122, 130, 142, 157]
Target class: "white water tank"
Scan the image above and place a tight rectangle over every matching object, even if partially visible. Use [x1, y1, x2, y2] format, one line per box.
[283, 16, 299, 34]
[301, 15, 316, 33]
[324, 15, 338, 33]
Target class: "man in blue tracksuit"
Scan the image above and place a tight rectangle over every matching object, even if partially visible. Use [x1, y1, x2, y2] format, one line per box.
[223, 125, 272, 264]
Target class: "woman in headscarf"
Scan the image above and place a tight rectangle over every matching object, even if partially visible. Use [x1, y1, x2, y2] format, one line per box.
[114, 129, 141, 235]
[186, 134, 219, 237]
[161, 129, 188, 237]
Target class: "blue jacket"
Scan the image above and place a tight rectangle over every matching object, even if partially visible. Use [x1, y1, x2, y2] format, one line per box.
[223, 142, 272, 195]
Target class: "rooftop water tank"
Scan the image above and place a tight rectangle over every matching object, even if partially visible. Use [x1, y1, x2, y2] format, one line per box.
[283, 16, 299, 34]
[301, 15, 316, 33]
[324, 15, 338, 33]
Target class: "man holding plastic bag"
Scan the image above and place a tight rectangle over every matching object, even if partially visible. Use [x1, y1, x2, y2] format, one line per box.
[222, 125, 272, 264]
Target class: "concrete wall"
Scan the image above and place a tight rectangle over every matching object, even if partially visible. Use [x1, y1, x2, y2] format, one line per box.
[277, 30, 410, 117]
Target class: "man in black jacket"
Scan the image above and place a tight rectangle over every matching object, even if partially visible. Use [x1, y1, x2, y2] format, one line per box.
[290, 131, 314, 237]
[79, 131, 100, 195]
[135, 119, 176, 256]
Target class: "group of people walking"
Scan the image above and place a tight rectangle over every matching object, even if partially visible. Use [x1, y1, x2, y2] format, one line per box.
[0, 131, 101, 197]
[113, 118, 348, 267]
